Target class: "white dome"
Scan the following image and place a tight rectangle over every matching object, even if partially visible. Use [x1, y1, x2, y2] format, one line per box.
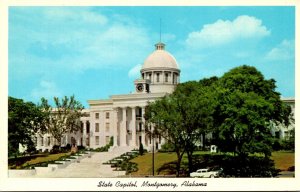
[142, 43, 179, 70]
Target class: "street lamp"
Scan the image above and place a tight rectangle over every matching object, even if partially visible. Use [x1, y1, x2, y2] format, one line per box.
[152, 126, 155, 176]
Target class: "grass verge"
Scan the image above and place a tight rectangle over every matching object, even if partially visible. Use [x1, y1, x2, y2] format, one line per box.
[130, 151, 294, 176]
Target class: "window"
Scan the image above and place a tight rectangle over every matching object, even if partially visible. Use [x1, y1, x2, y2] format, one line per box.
[95, 136, 99, 145]
[41, 137, 44, 146]
[48, 137, 51, 146]
[106, 136, 110, 144]
[95, 123, 99, 132]
[106, 112, 110, 119]
[156, 73, 160, 82]
[149, 73, 152, 82]
[95, 113, 99, 119]
[86, 121, 90, 133]
[165, 73, 168, 82]
[106, 123, 110, 132]
[173, 74, 177, 84]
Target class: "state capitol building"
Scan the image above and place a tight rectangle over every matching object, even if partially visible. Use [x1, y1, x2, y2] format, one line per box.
[35, 42, 295, 152]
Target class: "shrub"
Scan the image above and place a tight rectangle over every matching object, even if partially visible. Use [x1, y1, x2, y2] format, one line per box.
[192, 154, 280, 177]
[77, 145, 86, 151]
[50, 145, 61, 154]
[26, 145, 37, 155]
[281, 139, 294, 151]
[91, 137, 114, 152]
[272, 138, 294, 152]
[158, 142, 175, 152]
[66, 144, 72, 150]
[139, 143, 144, 156]
[272, 139, 282, 151]
[288, 166, 295, 171]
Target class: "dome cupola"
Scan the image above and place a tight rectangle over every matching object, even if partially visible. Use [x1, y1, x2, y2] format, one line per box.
[141, 42, 180, 71]
[139, 42, 180, 94]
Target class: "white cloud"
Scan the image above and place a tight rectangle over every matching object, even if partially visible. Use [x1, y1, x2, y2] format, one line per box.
[10, 7, 152, 76]
[186, 15, 270, 49]
[44, 7, 108, 25]
[72, 24, 151, 71]
[162, 33, 176, 42]
[30, 80, 62, 101]
[265, 39, 294, 61]
[128, 64, 142, 79]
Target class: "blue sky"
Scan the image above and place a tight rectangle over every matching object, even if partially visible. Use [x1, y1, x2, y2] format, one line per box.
[9, 6, 295, 107]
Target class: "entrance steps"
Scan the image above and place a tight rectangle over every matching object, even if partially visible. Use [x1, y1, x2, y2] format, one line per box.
[109, 146, 135, 155]
[10, 147, 135, 178]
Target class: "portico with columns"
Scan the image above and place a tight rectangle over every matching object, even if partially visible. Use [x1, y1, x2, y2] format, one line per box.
[86, 91, 168, 150]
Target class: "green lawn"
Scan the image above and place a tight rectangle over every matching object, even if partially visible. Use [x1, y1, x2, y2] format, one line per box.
[130, 151, 294, 176]
[9, 152, 71, 169]
[130, 152, 177, 176]
[271, 151, 294, 171]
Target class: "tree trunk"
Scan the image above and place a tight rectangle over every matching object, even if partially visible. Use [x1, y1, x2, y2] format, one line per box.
[187, 151, 194, 177]
[175, 150, 182, 177]
[202, 133, 206, 150]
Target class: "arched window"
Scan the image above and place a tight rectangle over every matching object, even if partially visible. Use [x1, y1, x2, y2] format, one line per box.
[165, 73, 168, 82]
[156, 73, 160, 82]
[173, 74, 177, 84]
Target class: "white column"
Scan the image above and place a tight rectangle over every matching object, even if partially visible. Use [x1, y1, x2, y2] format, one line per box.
[120, 107, 127, 146]
[113, 108, 118, 147]
[65, 134, 68, 146]
[151, 71, 154, 83]
[141, 107, 146, 146]
[131, 107, 136, 147]
[82, 120, 87, 146]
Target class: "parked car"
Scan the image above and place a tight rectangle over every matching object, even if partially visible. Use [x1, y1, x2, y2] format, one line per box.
[190, 168, 222, 178]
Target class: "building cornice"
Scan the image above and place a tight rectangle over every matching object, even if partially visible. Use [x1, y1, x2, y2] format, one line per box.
[281, 97, 295, 102]
[141, 67, 180, 73]
[111, 92, 168, 101]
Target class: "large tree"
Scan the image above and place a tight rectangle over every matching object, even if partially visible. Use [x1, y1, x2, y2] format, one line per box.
[145, 78, 217, 176]
[8, 97, 47, 157]
[145, 96, 186, 177]
[39, 95, 84, 146]
[212, 65, 291, 157]
[172, 79, 217, 175]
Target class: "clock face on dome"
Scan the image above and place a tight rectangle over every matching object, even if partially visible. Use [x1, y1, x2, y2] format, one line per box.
[136, 83, 144, 92]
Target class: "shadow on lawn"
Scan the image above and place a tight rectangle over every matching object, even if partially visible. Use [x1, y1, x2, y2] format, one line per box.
[8, 154, 49, 168]
[157, 153, 281, 178]
[157, 161, 188, 176]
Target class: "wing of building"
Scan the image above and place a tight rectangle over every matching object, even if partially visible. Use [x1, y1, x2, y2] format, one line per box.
[34, 42, 295, 152]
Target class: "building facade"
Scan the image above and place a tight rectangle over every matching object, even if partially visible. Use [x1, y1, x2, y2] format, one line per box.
[34, 42, 295, 152]
[36, 42, 180, 152]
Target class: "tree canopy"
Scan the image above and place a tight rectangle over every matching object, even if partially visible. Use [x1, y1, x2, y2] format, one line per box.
[212, 65, 291, 157]
[8, 97, 47, 157]
[39, 95, 84, 146]
[145, 78, 218, 176]
[145, 65, 292, 176]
